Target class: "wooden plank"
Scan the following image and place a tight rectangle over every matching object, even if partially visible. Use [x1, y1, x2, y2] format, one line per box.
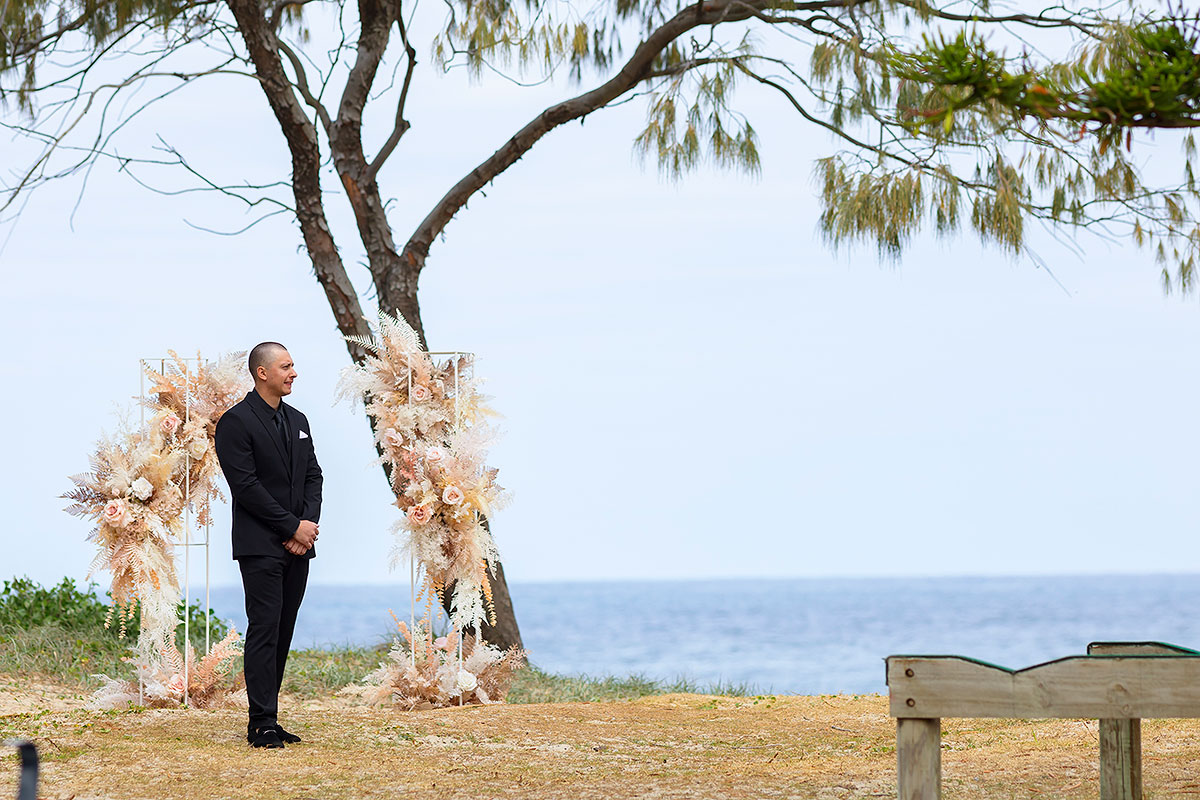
[897, 718, 941, 800]
[887, 656, 1200, 718]
[1099, 718, 1142, 800]
[1089, 642, 1198, 656]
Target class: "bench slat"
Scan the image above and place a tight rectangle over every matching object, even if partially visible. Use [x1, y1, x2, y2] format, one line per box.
[888, 655, 1200, 718]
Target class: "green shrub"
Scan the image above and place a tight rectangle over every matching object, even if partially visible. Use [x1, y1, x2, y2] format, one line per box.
[0, 576, 229, 646]
[0, 577, 110, 631]
[0, 577, 232, 685]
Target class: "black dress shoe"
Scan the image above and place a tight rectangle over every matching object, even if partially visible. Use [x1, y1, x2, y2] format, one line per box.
[249, 726, 285, 749]
[273, 724, 302, 744]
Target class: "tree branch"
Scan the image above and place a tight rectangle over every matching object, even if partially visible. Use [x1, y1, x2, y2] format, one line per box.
[402, 0, 777, 269]
[277, 37, 332, 134]
[331, 0, 391, 153]
[884, 0, 1101, 34]
[366, 11, 417, 181]
[4, 0, 222, 60]
[224, 0, 373, 356]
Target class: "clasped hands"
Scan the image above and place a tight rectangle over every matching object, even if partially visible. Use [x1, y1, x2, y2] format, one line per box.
[284, 519, 319, 555]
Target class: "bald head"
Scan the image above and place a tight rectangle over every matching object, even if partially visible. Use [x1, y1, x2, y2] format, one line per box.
[248, 342, 297, 406]
[248, 342, 287, 377]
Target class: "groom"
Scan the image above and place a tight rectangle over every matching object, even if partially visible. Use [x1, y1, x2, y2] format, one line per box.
[215, 342, 322, 749]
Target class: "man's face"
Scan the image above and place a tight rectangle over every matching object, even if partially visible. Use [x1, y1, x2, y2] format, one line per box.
[258, 350, 297, 397]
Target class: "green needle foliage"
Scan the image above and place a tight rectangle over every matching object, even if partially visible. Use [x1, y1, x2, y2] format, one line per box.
[3, 0, 1200, 308]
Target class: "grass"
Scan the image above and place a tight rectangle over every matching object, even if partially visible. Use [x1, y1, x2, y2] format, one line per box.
[0, 631, 758, 703]
[10, 689, 1200, 800]
[284, 648, 757, 702]
[282, 646, 384, 698]
[0, 577, 759, 703]
[508, 667, 755, 703]
[0, 623, 133, 685]
[0, 577, 228, 685]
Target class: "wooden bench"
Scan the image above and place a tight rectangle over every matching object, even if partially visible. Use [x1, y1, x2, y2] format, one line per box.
[886, 641, 1200, 800]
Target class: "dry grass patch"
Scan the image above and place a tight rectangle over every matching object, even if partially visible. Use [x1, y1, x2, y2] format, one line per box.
[4, 686, 1200, 799]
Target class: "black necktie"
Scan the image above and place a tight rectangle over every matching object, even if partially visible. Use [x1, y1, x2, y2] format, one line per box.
[273, 409, 291, 457]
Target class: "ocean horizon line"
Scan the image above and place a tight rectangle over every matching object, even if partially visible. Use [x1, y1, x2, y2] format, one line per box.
[183, 570, 1200, 592]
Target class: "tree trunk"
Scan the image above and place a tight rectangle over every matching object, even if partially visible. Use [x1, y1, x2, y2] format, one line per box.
[231, 0, 525, 651]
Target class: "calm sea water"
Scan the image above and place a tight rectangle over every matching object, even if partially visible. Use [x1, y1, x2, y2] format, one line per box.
[197, 575, 1200, 695]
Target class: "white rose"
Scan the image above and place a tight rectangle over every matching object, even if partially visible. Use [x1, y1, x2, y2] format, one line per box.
[186, 436, 208, 460]
[383, 428, 404, 449]
[456, 669, 478, 693]
[442, 485, 465, 505]
[425, 446, 445, 463]
[411, 384, 431, 402]
[129, 477, 154, 502]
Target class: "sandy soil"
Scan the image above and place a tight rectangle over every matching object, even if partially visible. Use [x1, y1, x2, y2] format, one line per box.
[3, 680, 1200, 799]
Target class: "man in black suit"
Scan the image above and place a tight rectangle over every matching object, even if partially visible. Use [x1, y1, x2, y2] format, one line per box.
[215, 342, 322, 749]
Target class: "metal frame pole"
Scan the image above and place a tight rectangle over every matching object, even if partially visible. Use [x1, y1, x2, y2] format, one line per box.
[136, 355, 213, 706]
[138, 361, 145, 707]
[182, 357, 190, 707]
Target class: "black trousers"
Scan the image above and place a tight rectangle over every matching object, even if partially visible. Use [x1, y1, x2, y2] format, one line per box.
[238, 553, 309, 728]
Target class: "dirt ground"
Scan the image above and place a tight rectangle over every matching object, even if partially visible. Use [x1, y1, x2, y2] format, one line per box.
[4, 677, 1200, 799]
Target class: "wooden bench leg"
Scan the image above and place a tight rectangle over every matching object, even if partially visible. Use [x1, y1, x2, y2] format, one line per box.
[897, 718, 941, 800]
[1100, 719, 1142, 800]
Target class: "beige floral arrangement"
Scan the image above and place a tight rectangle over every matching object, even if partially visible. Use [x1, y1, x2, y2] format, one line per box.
[337, 313, 524, 706]
[65, 351, 249, 709]
[343, 612, 525, 709]
[92, 628, 246, 710]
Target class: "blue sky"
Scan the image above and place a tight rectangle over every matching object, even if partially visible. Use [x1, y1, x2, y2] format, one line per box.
[3, 17, 1200, 591]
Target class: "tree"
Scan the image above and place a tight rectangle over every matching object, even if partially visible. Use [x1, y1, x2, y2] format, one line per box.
[4, 0, 1200, 646]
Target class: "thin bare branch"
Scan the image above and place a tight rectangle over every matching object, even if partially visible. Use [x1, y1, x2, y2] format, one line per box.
[278, 37, 333, 134]
[367, 11, 417, 181]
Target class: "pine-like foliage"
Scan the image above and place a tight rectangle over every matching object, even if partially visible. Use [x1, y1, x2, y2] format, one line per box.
[338, 313, 511, 634]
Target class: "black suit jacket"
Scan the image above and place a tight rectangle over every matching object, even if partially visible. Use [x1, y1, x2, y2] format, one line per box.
[214, 390, 322, 559]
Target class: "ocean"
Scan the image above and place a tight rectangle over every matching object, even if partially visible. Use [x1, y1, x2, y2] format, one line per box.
[196, 574, 1200, 695]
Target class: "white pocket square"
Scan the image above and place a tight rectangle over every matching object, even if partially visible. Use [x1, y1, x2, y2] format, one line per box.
[299, 430, 309, 439]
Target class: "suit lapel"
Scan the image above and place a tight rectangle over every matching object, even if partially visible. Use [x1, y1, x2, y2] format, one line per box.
[245, 393, 290, 472]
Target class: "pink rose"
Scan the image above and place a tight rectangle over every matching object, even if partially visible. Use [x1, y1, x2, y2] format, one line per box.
[102, 499, 131, 528]
[424, 446, 445, 463]
[442, 485, 465, 505]
[407, 504, 433, 525]
[433, 636, 449, 651]
[382, 428, 404, 449]
[160, 414, 181, 435]
[411, 384, 431, 402]
[167, 674, 185, 695]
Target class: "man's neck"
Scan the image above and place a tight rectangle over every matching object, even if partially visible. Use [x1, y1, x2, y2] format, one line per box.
[254, 385, 282, 410]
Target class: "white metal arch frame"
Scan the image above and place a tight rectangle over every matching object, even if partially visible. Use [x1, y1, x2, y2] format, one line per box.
[139, 356, 212, 707]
